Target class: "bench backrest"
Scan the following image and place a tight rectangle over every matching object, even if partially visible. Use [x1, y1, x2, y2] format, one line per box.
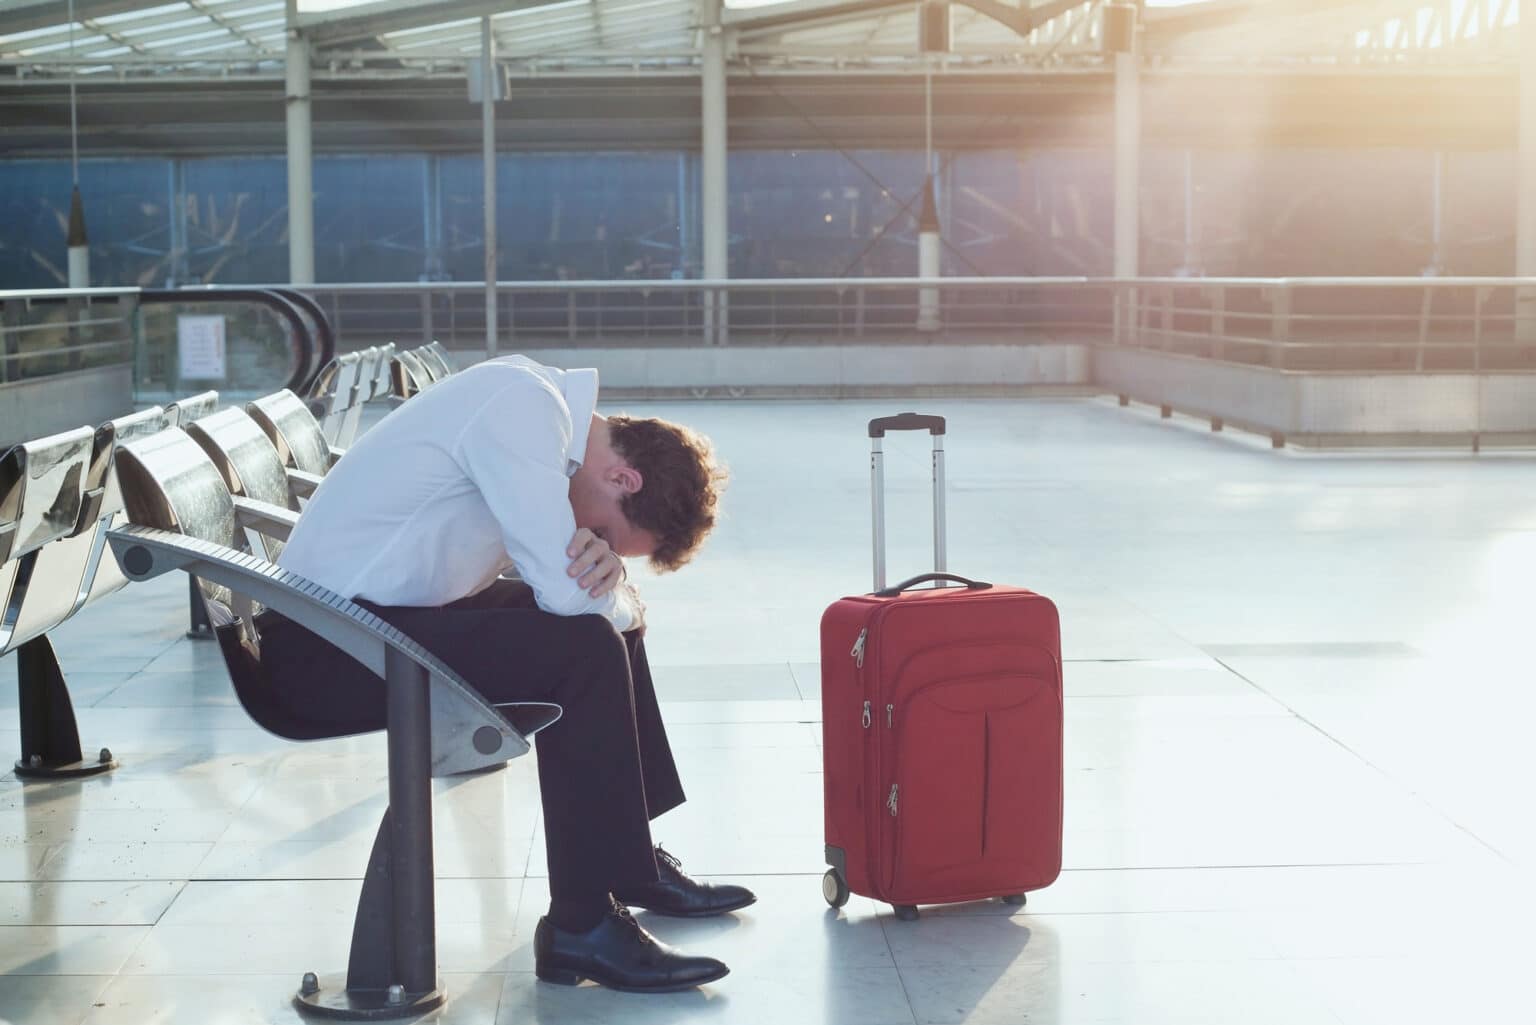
[166, 390, 218, 428]
[0, 426, 97, 654]
[247, 389, 331, 477]
[184, 408, 296, 562]
[371, 342, 397, 400]
[317, 352, 363, 444]
[185, 409, 293, 509]
[75, 407, 177, 610]
[391, 349, 432, 399]
[416, 345, 452, 382]
[337, 347, 380, 448]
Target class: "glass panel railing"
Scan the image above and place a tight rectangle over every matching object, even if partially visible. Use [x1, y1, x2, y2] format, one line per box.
[0, 287, 323, 445]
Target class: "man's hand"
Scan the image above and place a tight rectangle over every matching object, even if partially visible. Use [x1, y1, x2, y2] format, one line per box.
[567, 527, 625, 598]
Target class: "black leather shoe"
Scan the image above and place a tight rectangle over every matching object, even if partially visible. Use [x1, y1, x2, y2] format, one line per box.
[534, 901, 729, 993]
[613, 846, 758, 918]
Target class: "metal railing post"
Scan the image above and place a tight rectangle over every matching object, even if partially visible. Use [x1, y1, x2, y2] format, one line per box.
[1209, 285, 1226, 360]
[1474, 286, 1489, 372]
[1416, 285, 1433, 371]
[1269, 284, 1292, 370]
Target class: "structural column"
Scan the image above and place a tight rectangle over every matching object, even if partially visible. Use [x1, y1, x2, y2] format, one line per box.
[1517, 7, 1536, 339]
[1107, 3, 1139, 342]
[285, 11, 315, 286]
[481, 16, 499, 356]
[700, 0, 728, 344]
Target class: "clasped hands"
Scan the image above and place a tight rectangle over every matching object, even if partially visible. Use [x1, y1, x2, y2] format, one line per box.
[567, 527, 644, 630]
[566, 527, 625, 598]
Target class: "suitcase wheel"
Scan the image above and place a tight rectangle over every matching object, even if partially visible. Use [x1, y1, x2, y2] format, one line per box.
[822, 869, 850, 909]
[892, 904, 920, 922]
[1001, 893, 1027, 907]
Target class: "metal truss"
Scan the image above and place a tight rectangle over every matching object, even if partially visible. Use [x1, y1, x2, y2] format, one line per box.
[0, 0, 1524, 83]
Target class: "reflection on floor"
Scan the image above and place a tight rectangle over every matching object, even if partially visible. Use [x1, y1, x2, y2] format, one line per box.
[4, 397, 1533, 1024]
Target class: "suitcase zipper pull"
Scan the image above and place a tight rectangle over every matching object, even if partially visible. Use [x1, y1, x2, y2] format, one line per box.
[886, 703, 894, 728]
[887, 783, 899, 817]
[861, 701, 872, 729]
[850, 628, 867, 668]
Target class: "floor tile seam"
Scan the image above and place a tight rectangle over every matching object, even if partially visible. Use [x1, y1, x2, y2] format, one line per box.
[1206, 655, 1515, 867]
[873, 910, 925, 1025]
[888, 953, 1297, 970]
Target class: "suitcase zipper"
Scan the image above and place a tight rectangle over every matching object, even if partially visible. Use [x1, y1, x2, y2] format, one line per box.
[887, 783, 898, 817]
[850, 627, 867, 668]
[886, 703, 894, 728]
[861, 701, 871, 729]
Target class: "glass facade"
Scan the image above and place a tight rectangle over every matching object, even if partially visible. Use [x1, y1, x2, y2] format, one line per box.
[0, 148, 1516, 289]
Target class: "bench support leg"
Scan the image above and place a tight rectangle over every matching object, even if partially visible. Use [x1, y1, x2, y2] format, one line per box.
[14, 635, 116, 781]
[186, 575, 214, 641]
[294, 648, 444, 1020]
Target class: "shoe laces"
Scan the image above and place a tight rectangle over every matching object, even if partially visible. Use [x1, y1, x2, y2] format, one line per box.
[655, 845, 683, 872]
[607, 896, 652, 944]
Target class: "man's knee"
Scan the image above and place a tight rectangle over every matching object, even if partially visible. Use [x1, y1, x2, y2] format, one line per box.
[560, 614, 630, 682]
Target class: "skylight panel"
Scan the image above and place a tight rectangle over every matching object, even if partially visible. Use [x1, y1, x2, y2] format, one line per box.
[95, 3, 193, 26]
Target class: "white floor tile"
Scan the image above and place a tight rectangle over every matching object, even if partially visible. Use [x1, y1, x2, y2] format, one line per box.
[0, 925, 149, 974]
[0, 974, 113, 1025]
[0, 880, 184, 926]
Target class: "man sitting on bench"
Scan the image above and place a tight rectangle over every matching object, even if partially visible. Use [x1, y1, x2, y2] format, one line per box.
[262, 354, 751, 994]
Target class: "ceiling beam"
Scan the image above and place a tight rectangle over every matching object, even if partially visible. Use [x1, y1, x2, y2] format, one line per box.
[295, 0, 581, 45]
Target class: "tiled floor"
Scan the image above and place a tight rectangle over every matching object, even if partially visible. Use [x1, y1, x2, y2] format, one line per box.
[4, 396, 1534, 1024]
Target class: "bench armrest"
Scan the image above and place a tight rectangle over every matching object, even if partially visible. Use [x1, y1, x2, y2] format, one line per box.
[232, 496, 299, 543]
[285, 469, 324, 502]
[106, 524, 561, 774]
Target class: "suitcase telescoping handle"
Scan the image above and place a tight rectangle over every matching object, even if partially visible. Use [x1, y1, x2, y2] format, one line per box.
[868, 412, 947, 592]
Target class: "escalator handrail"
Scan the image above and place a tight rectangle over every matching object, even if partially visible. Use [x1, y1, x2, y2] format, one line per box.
[267, 287, 336, 394]
[141, 287, 317, 395]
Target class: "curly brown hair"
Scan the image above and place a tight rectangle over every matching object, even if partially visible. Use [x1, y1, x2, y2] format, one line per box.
[607, 415, 727, 572]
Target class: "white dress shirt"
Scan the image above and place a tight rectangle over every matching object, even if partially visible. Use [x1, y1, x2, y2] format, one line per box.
[278, 354, 639, 632]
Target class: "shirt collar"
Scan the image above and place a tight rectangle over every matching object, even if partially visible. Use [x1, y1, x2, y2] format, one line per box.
[561, 367, 600, 477]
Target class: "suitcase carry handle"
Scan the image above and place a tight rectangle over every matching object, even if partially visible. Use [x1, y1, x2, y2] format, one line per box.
[875, 572, 992, 597]
[869, 412, 947, 591]
[868, 413, 946, 438]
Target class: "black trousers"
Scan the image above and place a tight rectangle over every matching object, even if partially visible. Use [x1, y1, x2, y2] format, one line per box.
[258, 579, 681, 904]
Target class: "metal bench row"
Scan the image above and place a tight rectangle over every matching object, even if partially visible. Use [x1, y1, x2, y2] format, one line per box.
[5, 349, 556, 1018]
[2, 389, 217, 780]
[306, 340, 454, 451]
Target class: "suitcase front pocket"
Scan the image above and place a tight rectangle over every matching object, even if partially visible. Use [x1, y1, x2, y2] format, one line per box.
[887, 673, 1058, 898]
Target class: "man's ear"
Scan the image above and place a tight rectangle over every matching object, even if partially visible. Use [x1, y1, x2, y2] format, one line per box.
[609, 464, 643, 495]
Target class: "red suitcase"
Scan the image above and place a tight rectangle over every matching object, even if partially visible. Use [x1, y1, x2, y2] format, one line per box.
[820, 413, 1063, 920]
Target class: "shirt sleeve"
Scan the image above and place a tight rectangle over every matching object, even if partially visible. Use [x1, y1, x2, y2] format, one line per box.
[451, 381, 638, 632]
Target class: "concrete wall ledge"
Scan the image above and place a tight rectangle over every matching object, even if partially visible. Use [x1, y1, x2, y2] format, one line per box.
[1094, 346, 1536, 450]
[519, 342, 1091, 398]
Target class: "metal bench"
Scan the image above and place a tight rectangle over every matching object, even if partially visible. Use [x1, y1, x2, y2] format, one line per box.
[246, 388, 337, 498]
[335, 346, 385, 449]
[109, 425, 559, 1018]
[389, 348, 433, 400]
[1, 425, 116, 779]
[165, 389, 218, 428]
[307, 350, 363, 447]
[184, 407, 309, 561]
[2, 405, 197, 779]
[415, 342, 453, 382]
